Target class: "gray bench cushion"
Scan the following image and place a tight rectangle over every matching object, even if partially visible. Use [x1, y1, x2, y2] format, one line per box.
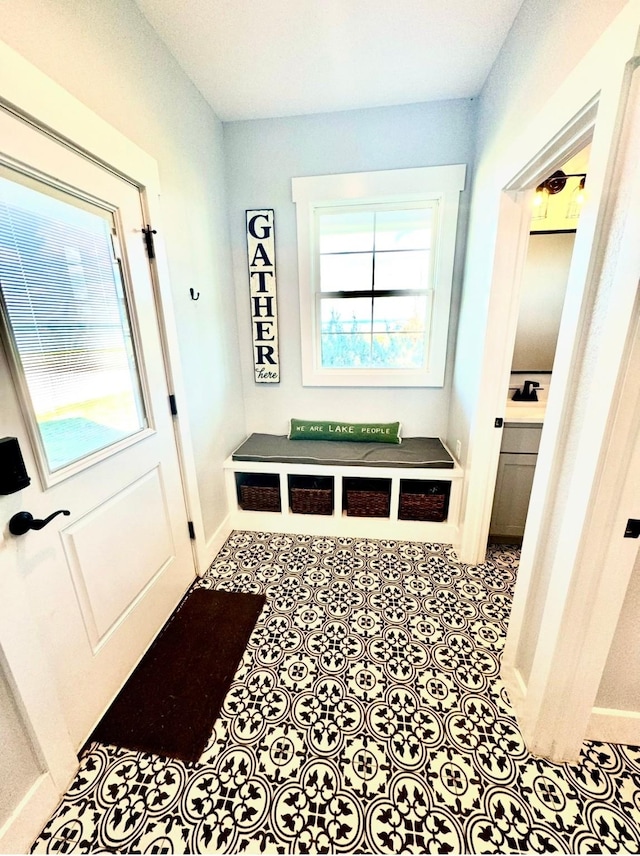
[232, 433, 454, 469]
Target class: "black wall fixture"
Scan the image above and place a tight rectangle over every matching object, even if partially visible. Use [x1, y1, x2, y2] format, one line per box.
[0, 436, 31, 495]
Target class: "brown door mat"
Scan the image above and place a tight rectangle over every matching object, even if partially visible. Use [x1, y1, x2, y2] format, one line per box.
[89, 588, 266, 763]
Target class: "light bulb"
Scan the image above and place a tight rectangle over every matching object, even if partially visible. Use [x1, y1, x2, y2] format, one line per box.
[532, 184, 549, 219]
[533, 186, 546, 206]
[567, 177, 586, 219]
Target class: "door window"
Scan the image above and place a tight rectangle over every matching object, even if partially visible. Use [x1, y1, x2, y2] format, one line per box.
[0, 167, 147, 480]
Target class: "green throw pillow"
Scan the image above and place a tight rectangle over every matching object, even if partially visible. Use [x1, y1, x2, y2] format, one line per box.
[288, 418, 402, 444]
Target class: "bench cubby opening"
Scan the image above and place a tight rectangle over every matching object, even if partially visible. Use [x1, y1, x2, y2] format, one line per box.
[288, 474, 334, 515]
[235, 472, 281, 512]
[399, 479, 451, 522]
[343, 477, 392, 518]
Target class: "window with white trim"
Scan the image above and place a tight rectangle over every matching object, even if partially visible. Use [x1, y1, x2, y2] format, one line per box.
[292, 165, 465, 387]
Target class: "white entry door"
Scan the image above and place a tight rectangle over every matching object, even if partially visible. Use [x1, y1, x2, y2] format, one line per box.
[0, 107, 195, 749]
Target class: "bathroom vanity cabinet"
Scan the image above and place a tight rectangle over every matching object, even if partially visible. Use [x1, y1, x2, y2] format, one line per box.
[489, 423, 542, 540]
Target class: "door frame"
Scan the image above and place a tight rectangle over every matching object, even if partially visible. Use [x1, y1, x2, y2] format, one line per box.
[502, 56, 640, 759]
[457, 6, 640, 759]
[0, 40, 201, 850]
[458, 6, 640, 567]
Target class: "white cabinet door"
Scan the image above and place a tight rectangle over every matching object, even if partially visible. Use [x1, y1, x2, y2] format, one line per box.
[489, 452, 538, 538]
[0, 107, 195, 750]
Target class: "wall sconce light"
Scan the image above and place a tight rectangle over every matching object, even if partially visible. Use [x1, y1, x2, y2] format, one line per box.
[532, 169, 587, 221]
[566, 175, 587, 219]
[532, 184, 550, 219]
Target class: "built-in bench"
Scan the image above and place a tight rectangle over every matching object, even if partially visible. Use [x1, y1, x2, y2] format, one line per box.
[224, 433, 463, 544]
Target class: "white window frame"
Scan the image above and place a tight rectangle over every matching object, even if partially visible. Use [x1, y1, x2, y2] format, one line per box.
[292, 165, 466, 387]
[0, 164, 155, 487]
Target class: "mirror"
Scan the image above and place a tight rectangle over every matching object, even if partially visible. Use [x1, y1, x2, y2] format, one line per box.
[512, 144, 590, 373]
[511, 231, 575, 372]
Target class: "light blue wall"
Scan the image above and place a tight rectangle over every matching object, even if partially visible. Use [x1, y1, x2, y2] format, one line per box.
[223, 99, 477, 438]
[477, 0, 628, 161]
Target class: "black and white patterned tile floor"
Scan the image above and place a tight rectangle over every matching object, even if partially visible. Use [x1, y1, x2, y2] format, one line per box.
[32, 531, 640, 854]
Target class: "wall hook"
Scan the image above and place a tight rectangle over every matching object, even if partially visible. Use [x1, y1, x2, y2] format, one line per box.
[190, 288, 200, 301]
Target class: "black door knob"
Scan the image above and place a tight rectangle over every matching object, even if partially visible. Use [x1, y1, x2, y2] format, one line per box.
[9, 509, 71, 536]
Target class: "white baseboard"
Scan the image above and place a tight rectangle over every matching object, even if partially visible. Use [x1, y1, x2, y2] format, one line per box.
[502, 664, 640, 752]
[0, 773, 65, 855]
[500, 662, 527, 720]
[586, 706, 640, 746]
[202, 514, 233, 572]
[226, 509, 459, 545]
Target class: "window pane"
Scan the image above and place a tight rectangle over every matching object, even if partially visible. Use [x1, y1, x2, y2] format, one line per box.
[319, 294, 432, 370]
[375, 250, 430, 291]
[319, 211, 374, 254]
[372, 332, 427, 368]
[374, 208, 433, 251]
[372, 295, 430, 368]
[0, 173, 147, 473]
[320, 252, 373, 292]
[372, 294, 430, 332]
[320, 297, 372, 367]
[315, 204, 439, 372]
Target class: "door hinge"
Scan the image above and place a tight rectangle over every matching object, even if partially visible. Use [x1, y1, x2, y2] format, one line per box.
[624, 518, 640, 538]
[142, 224, 157, 259]
[188, 521, 196, 540]
[495, 417, 504, 428]
[169, 394, 178, 416]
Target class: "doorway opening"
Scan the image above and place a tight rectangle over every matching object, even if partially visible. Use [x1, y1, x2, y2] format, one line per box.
[488, 142, 592, 548]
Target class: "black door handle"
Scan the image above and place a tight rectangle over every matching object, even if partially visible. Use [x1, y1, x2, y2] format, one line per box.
[9, 509, 71, 536]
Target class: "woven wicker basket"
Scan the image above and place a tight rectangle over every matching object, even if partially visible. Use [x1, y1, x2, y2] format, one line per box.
[239, 484, 280, 512]
[290, 487, 333, 515]
[399, 491, 447, 522]
[346, 489, 390, 518]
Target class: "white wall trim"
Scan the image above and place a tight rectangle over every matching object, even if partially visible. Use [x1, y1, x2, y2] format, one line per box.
[458, 188, 533, 563]
[0, 42, 154, 188]
[292, 165, 467, 205]
[500, 662, 527, 719]
[292, 165, 466, 388]
[0, 773, 72, 856]
[504, 96, 599, 193]
[587, 707, 640, 746]
[458, 3, 640, 565]
[503, 46, 640, 761]
[204, 514, 233, 572]
[0, 596, 78, 849]
[451, 3, 640, 761]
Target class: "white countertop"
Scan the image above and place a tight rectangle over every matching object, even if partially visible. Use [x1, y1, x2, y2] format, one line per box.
[505, 373, 550, 424]
[504, 400, 546, 424]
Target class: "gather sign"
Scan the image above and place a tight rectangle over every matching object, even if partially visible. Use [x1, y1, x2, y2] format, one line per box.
[246, 209, 280, 383]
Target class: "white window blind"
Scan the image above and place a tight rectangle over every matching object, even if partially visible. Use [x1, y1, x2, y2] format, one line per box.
[0, 171, 146, 473]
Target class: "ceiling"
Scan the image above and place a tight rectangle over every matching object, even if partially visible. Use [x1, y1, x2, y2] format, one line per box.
[134, 0, 525, 122]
